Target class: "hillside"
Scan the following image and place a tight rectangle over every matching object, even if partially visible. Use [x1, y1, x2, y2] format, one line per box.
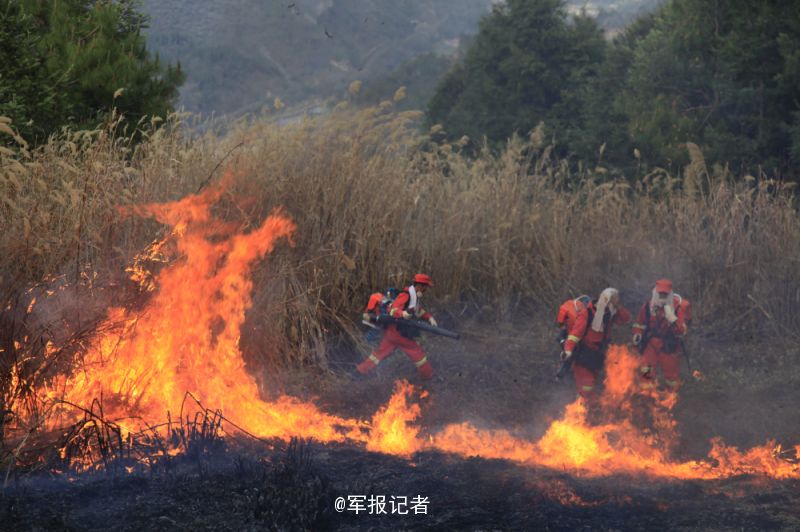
[140, 0, 494, 115]
[140, 0, 664, 116]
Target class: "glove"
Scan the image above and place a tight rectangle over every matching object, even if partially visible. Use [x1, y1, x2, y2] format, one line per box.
[561, 350, 572, 361]
[663, 304, 677, 324]
[402, 310, 412, 319]
[632, 333, 642, 346]
[428, 317, 438, 327]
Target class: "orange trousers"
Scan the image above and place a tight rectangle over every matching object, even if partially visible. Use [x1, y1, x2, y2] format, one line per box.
[639, 342, 681, 391]
[572, 362, 599, 402]
[356, 325, 433, 379]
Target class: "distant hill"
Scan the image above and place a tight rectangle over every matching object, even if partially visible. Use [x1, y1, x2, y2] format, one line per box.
[140, 0, 495, 116]
[141, 0, 663, 117]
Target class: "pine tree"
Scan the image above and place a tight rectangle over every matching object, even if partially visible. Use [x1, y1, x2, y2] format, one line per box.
[2, 0, 184, 143]
[0, 2, 61, 141]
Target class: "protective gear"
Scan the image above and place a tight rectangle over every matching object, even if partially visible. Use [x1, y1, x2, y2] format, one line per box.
[406, 284, 419, 310]
[632, 332, 642, 346]
[635, 293, 690, 339]
[357, 327, 433, 380]
[663, 304, 677, 324]
[365, 292, 384, 313]
[556, 294, 632, 402]
[640, 345, 680, 391]
[413, 273, 433, 286]
[655, 278, 673, 292]
[363, 291, 391, 344]
[428, 317, 438, 327]
[591, 288, 619, 333]
[651, 289, 673, 309]
[557, 328, 568, 346]
[389, 286, 433, 337]
[557, 298, 588, 353]
[633, 286, 692, 392]
[358, 280, 437, 380]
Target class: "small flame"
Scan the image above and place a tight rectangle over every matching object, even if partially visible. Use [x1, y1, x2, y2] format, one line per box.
[366, 380, 422, 456]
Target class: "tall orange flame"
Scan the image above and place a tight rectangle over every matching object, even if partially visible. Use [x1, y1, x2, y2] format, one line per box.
[49, 173, 365, 444]
[40, 177, 798, 481]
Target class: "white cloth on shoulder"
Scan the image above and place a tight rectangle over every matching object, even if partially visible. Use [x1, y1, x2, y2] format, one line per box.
[591, 287, 618, 333]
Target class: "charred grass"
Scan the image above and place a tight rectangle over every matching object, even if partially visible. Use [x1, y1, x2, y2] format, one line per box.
[2, 435, 799, 531]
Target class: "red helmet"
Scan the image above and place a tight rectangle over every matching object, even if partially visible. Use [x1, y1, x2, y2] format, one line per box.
[413, 273, 434, 286]
[655, 278, 673, 292]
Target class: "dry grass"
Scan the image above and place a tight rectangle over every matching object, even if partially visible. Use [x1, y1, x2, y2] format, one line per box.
[1, 102, 799, 380]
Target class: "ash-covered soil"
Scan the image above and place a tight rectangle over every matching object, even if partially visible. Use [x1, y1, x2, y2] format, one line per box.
[281, 317, 800, 459]
[3, 319, 800, 531]
[3, 440, 799, 531]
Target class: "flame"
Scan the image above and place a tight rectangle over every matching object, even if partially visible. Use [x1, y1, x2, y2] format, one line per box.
[429, 346, 799, 479]
[49, 172, 365, 445]
[31, 175, 797, 481]
[366, 380, 422, 456]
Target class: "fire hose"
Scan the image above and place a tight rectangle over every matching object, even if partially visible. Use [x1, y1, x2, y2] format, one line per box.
[370, 315, 461, 339]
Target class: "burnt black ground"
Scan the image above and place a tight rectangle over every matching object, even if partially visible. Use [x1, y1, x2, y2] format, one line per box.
[2, 440, 799, 531]
[2, 319, 800, 531]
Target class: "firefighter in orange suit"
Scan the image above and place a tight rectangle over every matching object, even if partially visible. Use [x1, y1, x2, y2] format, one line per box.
[356, 274, 437, 380]
[560, 288, 631, 402]
[632, 278, 691, 392]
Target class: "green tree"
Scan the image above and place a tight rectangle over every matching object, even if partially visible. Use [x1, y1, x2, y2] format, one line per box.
[427, 0, 606, 154]
[2, 0, 184, 143]
[0, 2, 61, 141]
[575, 14, 656, 172]
[621, 0, 800, 176]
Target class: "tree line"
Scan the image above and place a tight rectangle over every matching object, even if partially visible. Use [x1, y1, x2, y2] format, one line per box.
[427, 0, 800, 180]
[3, 0, 799, 182]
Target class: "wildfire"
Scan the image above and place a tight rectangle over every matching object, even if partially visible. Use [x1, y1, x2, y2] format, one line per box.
[47, 173, 366, 446]
[30, 175, 798, 481]
[430, 347, 799, 480]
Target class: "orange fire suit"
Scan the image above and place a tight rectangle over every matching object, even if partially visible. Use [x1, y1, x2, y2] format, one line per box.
[559, 299, 631, 401]
[366, 292, 384, 314]
[633, 295, 691, 391]
[356, 287, 434, 379]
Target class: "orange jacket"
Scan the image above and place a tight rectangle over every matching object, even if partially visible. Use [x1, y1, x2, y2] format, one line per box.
[557, 298, 585, 330]
[388, 287, 432, 321]
[632, 295, 691, 342]
[365, 292, 384, 313]
[559, 299, 631, 352]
